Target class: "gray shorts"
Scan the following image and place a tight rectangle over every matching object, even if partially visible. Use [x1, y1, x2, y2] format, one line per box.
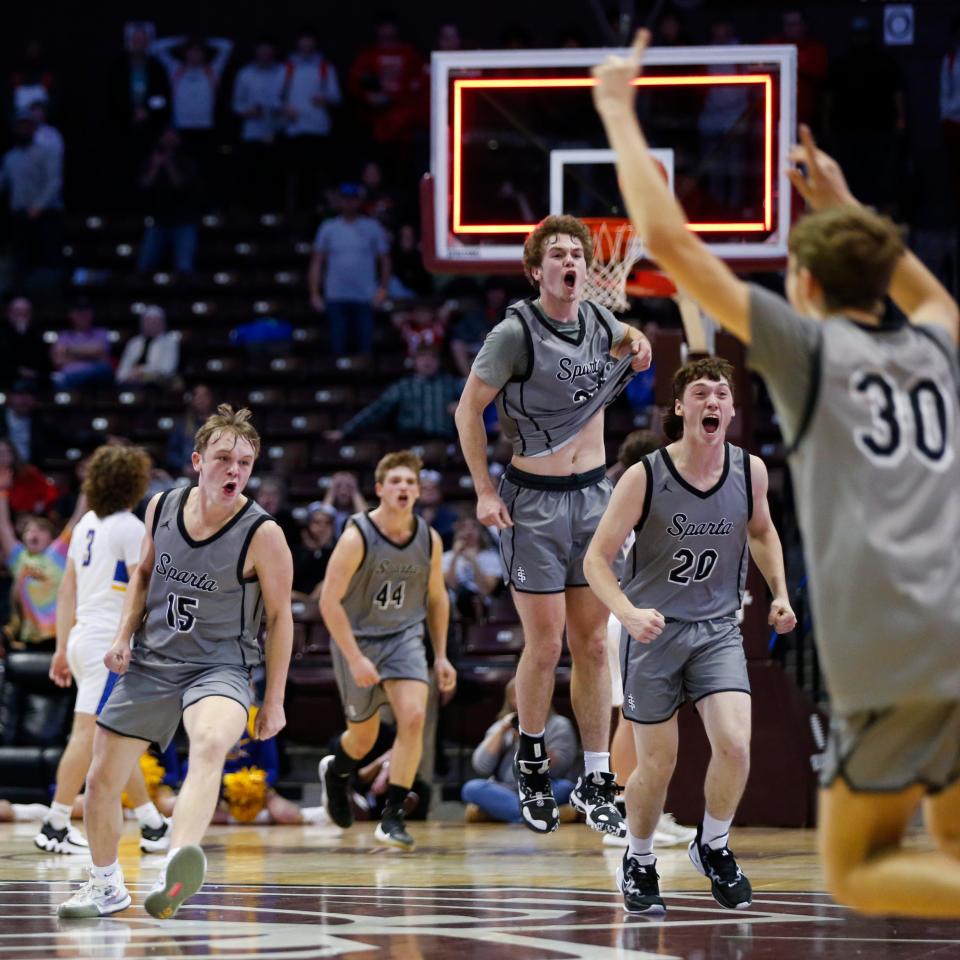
[621, 616, 750, 724]
[97, 655, 253, 750]
[821, 700, 960, 794]
[498, 464, 617, 593]
[331, 627, 429, 724]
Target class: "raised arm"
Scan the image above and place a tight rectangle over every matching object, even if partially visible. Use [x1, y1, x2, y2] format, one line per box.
[0, 476, 19, 561]
[250, 521, 294, 740]
[593, 31, 751, 342]
[787, 124, 958, 345]
[582, 462, 664, 643]
[745, 455, 796, 635]
[454, 372, 512, 528]
[426, 529, 456, 696]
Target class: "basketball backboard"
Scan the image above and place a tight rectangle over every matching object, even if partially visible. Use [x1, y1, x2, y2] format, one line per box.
[422, 44, 797, 274]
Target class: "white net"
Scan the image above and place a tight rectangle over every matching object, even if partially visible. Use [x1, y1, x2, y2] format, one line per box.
[583, 220, 646, 313]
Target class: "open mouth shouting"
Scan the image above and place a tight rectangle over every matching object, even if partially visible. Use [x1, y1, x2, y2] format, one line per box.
[223, 480, 238, 496]
[562, 269, 577, 292]
[702, 415, 721, 435]
[397, 492, 411, 507]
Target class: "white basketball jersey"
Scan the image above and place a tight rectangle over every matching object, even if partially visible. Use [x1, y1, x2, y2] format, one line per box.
[69, 510, 145, 637]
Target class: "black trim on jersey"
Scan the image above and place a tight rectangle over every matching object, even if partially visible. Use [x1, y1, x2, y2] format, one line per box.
[507, 308, 536, 384]
[914, 325, 960, 390]
[588, 300, 615, 354]
[633, 457, 654, 534]
[529, 299, 586, 347]
[518, 379, 548, 443]
[236, 515, 271, 584]
[500, 392, 529, 456]
[659, 443, 730, 499]
[364, 510, 420, 550]
[785, 337, 823, 456]
[238, 583, 248, 666]
[151, 488, 173, 537]
[742, 450, 753, 521]
[177, 490, 255, 548]
[349, 517, 369, 569]
[502, 482, 522, 589]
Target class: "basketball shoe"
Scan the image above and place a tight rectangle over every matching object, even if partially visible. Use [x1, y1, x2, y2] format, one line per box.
[140, 816, 172, 854]
[319, 755, 354, 828]
[513, 754, 559, 834]
[616, 853, 666, 914]
[58, 868, 131, 918]
[144, 845, 207, 919]
[375, 806, 415, 851]
[34, 820, 89, 855]
[570, 771, 625, 836]
[688, 824, 752, 909]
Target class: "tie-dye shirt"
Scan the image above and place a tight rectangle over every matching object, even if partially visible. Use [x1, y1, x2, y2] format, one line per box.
[8, 531, 71, 645]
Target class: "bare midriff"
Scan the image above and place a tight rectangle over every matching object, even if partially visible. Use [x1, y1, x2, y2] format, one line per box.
[509, 408, 607, 476]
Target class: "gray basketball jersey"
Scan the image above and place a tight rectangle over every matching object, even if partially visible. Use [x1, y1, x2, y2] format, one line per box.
[134, 486, 271, 666]
[624, 444, 751, 621]
[496, 299, 635, 457]
[787, 317, 960, 713]
[341, 512, 432, 640]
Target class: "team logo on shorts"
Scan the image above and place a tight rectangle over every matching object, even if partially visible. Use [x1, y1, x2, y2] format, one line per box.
[627, 694, 636, 710]
[515, 566, 527, 584]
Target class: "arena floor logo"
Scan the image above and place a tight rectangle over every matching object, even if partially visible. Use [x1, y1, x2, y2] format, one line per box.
[1, 882, 958, 958]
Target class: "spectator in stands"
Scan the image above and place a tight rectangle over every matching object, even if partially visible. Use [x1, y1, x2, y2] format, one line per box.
[443, 517, 501, 622]
[390, 224, 433, 300]
[326, 348, 463, 442]
[232, 39, 286, 212]
[0, 438, 57, 515]
[359, 160, 396, 227]
[137, 127, 203, 275]
[767, 10, 828, 132]
[415, 469, 458, 549]
[391, 301, 447, 357]
[322, 470, 368, 537]
[449, 281, 510, 378]
[941, 16, 960, 210]
[461, 678, 578, 823]
[308, 182, 391, 355]
[0, 473, 83, 653]
[1, 380, 64, 469]
[28, 100, 63, 172]
[253, 476, 299, 548]
[348, 16, 424, 152]
[606, 429, 660, 486]
[291, 502, 336, 601]
[50, 300, 113, 391]
[116, 305, 180, 388]
[108, 21, 171, 199]
[9, 40, 55, 117]
[0, 110, 63, 289]
[283, 28, 342, 213]
[0, 296, 50, 390]
[151, 33, 232, 180]
[825, 15, 905, 215]
[165, 383, 214, 475]
[622, 319, 659, 415]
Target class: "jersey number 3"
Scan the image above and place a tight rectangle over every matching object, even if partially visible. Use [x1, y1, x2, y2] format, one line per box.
[166, 593, 199, 632]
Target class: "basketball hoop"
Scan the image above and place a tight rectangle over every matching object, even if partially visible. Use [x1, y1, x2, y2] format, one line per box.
[581, 218, 647, 313]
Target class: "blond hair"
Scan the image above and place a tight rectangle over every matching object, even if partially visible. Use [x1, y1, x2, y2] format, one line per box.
[374, 450, 424, 486]
[522, 215, 593, 287]
[194, 404, 261, 458]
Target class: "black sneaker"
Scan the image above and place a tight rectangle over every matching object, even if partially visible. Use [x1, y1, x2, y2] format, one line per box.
[688, 824, 752, 909]
[139, 817, 171, 854]
[513, 754, 559, 834]
[570, 771, 625, 836]
[374, 806, 415, 851]
[616, 853, 666, 914]
[319, 755, 354, 828]
[34, 820, 89, 855]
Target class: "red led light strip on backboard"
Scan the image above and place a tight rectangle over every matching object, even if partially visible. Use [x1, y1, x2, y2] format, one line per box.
[451, 75, 774, 234]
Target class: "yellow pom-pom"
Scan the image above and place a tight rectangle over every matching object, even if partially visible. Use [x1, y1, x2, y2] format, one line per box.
[223, 766, 268, 823]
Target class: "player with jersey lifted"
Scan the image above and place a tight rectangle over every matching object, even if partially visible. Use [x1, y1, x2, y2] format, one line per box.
[594, 31, 960, 919]
[319, 451, 456, 851]
[455, 215, 652, 837]
[585, 356, 796, 913]
[58, 406, 293, 920]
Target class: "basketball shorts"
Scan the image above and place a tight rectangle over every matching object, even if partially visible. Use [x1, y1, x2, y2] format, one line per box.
[821, 700, 960, 794]
[66, 627, 115, 716]
[621, 615, 750, 724]
[331, 626, 429, 724]
[97, 655, 253, 750]
[497, 464, 620, 593]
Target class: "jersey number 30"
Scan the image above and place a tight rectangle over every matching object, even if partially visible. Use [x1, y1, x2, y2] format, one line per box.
[374, 580, 406, 610]
[166, 593, 199, 632]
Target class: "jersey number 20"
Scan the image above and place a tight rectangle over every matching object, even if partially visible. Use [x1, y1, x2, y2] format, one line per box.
[668, 548, 718, 585]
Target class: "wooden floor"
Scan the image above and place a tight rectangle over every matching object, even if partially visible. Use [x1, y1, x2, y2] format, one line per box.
[1, 819, 958, 958]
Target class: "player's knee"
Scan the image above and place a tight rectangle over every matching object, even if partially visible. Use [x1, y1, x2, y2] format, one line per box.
[399, 704, 427, 734]
[713, 734, 750, 770]
[189, 727, 233, 768]
[526, 636, 563, 670]
[638, 745, 677, 779]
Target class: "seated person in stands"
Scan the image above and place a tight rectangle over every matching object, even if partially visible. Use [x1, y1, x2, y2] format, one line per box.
[390, 302, 447, 357]
[292, 502, 337, 602]
[0, 472, 84, 652]
[442, 517, 501, 622]
[116, 305, 180, 388]
[254, 476, 300, 548]
[50, 299, 114, 391]
[461, 677, 578, 823]
[166, 383, 216, 477]
[323, 470, 367, 538]
[415, 469, 457, 549]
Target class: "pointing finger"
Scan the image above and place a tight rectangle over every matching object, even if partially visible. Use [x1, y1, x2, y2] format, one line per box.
[630, 29, 651, 67]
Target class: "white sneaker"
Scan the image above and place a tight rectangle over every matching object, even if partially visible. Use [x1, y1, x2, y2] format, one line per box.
[139, 816, 172, 854]
[300, 805, 330, 825]
[34, 820, 89, 854]
[655, 812, 697, 846]
[58, 870, 131, 918]
[144, 845, 206, 919]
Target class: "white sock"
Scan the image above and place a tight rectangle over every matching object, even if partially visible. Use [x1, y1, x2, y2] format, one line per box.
[627, 829, 656, 865]
[47, 801, 72, 830]
[91, 861, 120, 885]
[134, 802, 164, 830]
[702, 811, 733, 850]
[583, 751, 611, 776]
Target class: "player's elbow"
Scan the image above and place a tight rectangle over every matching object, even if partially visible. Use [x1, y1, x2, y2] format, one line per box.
[645, 222, 689, 264]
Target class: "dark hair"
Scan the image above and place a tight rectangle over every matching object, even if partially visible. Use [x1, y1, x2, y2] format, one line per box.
[522, 215, 594, 287]
[788, 206, 904, 314]
[83, 445, 152, 518]
[662, 357, 735, 441]
[617, 429, 661, 468]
